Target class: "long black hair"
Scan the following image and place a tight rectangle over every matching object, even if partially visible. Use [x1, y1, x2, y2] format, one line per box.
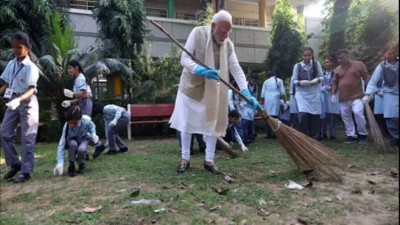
[68, 59, 84, 74]
[302, 47, 318, 79]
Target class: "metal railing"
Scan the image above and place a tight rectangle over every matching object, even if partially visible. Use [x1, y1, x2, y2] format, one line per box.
[145, 7, 168, 18]
[70, 0, 96, 10]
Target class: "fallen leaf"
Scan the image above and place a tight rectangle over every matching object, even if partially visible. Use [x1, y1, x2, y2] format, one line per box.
[303, 181, 313, 187]
[335, 194, 343, 201]
[259, 208, 270, 216]
[130, 188, 141, 197]
[297, 217, 309, 225]
[237, 219, 247, 225]
[84, 205, 102, 213]
[115, 189, 126, 193]
[351, 188, 362, 194]
[348, 164, 356, 168]
[367, 180, 377, 185]
[209, 205, 221, 211]
[369, 171, 382, 176]
[224, 175, 234, 183]
[325, 197, 333, 202]
[258, 198, 267, 206]
[212, 187, 230, 195]
[154, 208, 165, 213]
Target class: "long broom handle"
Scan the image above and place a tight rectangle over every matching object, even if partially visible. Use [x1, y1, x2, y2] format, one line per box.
[150, 20, 267, 116]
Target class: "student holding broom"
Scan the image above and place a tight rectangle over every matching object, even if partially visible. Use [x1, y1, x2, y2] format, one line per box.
[291, 47, 324, 140]
[331, 49, 370, 144]
[169, 10, 261, 174]
[364, 44, 399, 147]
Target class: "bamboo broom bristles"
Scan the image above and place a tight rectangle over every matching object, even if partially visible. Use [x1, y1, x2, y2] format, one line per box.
[364, 102, 391, 152]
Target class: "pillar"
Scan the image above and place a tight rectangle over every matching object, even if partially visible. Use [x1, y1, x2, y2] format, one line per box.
[168, 0, 175, 18]
[258, 0, 266, 28]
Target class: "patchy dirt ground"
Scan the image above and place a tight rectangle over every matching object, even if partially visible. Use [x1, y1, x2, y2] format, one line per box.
[0, 139, 399, 225]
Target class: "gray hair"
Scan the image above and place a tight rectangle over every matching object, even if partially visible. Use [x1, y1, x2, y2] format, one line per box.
[211, 10, 232, 24]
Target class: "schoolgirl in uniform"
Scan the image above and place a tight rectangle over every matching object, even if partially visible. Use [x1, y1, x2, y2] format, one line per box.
[0, 32, 39, 183]
[320, 57, 340, 140]
[291, 47, 324, 140]
[63, 60, 93, 116]
[53, 105, 104, 177]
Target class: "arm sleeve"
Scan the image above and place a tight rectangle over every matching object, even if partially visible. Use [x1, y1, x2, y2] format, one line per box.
[26, 64, 39, 87]
[56, 123, 67, 164]
[229, 42, 247, 91]
[233, 126, 244, 146]
[360, 62, 371, 85]
[180, 28, 199, 74]
[228, 90, 235, 110]
[260, 81, 266, 98]
[292, 64, 300, 85]
[0, 60, 13, 83]
[365, 64, 383, 95]
[113, 107, 123, 121]
[279, 79, 285, 97]
[331, 70, 338, 95]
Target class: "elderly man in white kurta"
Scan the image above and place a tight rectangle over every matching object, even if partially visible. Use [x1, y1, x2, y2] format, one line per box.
[170, 10, 260, 174]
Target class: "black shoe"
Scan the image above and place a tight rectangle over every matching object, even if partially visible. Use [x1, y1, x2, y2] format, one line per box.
[78, 163, 87, 174]
[330, 136, 337, 141]
[119, 147, 128, 153]
[3, 163, 21, 180]
[105, 150, 118, 155]
[93, 144, 106, 158]
[204, 162, 221, 174]
[68, 162, 76, 177]
[177, 161, 190, 173]
[321, 135, 328, 140]
[13, 173, 30, 183]
[390, 138, 399, 147]
[345, 136, 357, 144]
[358, 135, 367, 144]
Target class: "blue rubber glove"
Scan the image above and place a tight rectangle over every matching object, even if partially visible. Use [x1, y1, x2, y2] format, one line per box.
[241, 89, 261, 111]
[194, 65, 220, 80]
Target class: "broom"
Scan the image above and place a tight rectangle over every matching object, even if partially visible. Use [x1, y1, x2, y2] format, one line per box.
[364, 101, 391, 152]
[150, 20, 344, 182]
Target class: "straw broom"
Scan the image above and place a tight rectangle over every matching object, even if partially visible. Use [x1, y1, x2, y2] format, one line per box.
[150, 20, 344, 182]
[364, 101, 391, 152]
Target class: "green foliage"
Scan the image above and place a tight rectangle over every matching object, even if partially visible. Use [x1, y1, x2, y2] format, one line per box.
[344, 0, 398, 71]
[265, 0, 305, 79]
[197, 3, 215, 26]
[320, 0, 398, 70]
[130, 47, 182, 103]
[92, 0, 147, 59]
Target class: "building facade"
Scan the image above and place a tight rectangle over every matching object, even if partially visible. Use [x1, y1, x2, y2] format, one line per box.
[69, 0, 324, 70]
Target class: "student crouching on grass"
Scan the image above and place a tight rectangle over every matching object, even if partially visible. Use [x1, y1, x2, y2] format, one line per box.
[53, 105, 105, 177]
[91, 103, 130, 155]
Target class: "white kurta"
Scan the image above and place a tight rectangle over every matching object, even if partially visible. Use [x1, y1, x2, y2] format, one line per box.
[169, 27, 248, 136]
[261, 76, 285, 116]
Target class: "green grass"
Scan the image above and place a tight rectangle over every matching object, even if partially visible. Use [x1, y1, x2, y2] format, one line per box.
[0, 136, 398, 225]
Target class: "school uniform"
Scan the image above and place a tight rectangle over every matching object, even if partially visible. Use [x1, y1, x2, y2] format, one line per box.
[103, 104, 130, 152]
[320, 71, 340, 139]
[56, 115, 101, 165]
[1, 56, 39, 175]
[291, 61, 324, 140]
[289, 78, 299, 128]
[248, 82, 258, 139]
[239, 99, 256, 142]
[261, 76, 285, 138]
[73, 73, 93, 116]
[365, 60, 399, 141]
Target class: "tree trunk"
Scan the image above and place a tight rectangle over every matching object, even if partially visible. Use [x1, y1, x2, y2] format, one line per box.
[328, 0, 352, 56]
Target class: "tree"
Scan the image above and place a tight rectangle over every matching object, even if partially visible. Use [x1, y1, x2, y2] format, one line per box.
[265, 0, 305, 79]
[327, 0, 352, 56]
[92, 0, 147, 59]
